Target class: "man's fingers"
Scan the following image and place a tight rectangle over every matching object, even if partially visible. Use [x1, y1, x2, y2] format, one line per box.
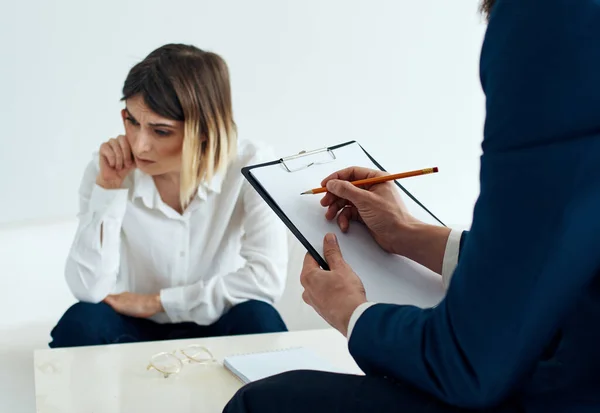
[320, 166, 384, 187]
[320, 171, 340, 188]
[325, 198, 348, 220]
[302, 290, 311, 306]
[300, 253, 319, 288]
[337, 207, 353, 232]
[302, 252, 319, 270]
[326, 180, 373, 209]
[323, 233, 346, 269]
[320, 167, 385, 207]
[320, 192, 337, 207]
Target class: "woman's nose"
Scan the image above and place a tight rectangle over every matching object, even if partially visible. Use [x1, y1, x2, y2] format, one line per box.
[132, 130, 152, 153]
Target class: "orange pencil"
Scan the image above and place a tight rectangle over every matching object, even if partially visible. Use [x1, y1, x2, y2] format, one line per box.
[300, 167, 439, 195]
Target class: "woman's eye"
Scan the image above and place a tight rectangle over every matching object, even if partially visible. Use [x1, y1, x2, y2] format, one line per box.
[126, 117, 139, 126]
[155, 130, 170, 137]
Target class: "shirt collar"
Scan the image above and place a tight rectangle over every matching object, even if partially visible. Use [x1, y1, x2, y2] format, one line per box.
[132, 169, 225, 207]
[131, 169, 158, 208]
[195, 171, 224, 201]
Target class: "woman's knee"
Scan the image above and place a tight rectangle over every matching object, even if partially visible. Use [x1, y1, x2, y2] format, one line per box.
[222, 300, 288, 335]
[49, 302, 121, 348]
[58, 302, 118, 327]
[232, 300, 287, 326]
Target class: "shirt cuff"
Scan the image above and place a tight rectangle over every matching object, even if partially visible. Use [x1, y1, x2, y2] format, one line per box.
[88, 184, 129, 219]
[347, 302, 376, 340]
[160, 287, 187, 323]
[441, 229, 463, 289]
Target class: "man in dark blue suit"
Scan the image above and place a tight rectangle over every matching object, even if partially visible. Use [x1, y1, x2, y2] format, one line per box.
[224, 0, 600, 412]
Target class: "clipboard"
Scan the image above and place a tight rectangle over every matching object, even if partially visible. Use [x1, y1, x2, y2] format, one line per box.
[242, 140, 446, 307]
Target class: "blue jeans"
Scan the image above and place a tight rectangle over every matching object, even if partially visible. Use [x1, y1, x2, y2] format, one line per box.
[49, 300, 287, 348]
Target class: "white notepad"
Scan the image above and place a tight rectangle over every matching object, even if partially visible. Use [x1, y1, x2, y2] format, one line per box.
[223, 347, 349, 384]
[245, 141, 446, 308]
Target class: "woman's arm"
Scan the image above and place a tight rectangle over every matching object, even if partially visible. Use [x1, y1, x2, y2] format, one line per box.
[65, 154, 129, 302]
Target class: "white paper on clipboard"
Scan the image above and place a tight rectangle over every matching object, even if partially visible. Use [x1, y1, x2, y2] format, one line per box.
[248, 141, 446, 307]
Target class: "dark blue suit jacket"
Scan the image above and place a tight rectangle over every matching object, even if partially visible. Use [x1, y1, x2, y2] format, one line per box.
[349, 1, 600, 412]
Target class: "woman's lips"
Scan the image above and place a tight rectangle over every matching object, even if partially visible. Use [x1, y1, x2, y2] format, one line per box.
[135, 155, 155, 165]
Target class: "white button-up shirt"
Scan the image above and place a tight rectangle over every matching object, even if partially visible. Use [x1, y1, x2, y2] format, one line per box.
[65, 139, 288, 325]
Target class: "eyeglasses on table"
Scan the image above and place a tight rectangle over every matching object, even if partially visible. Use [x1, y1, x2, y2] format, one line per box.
[147, 344, 216, 378]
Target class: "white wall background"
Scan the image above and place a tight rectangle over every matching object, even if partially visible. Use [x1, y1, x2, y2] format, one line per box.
[1, 0, 486, 228]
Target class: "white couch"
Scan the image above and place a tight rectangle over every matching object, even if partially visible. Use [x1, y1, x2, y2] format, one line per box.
[0, 219, 328, 413]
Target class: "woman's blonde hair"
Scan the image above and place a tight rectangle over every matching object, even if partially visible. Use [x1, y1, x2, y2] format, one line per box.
[122, 44, 237, 208]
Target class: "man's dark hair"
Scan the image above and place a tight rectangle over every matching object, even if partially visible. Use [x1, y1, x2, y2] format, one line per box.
[480, 0, 496, 21]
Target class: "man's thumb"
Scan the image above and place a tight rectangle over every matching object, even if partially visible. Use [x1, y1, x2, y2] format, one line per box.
[323, 233, 346, 269]
[326, 180, 367, 206]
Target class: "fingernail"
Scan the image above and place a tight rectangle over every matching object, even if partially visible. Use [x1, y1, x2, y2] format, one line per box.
[325, 233, 337, 245]
[326, 181, 336, 191]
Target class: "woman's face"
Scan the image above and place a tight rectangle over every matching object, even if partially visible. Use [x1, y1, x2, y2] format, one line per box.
[121, 94, 184, 176]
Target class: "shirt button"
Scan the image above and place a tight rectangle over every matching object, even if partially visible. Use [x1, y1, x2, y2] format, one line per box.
[180, 251, 185, 257]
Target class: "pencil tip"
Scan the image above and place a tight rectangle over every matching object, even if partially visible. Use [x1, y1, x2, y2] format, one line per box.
[300, 191, 310, 195]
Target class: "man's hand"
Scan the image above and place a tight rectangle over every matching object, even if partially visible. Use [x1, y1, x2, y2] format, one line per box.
[300, 233, 367, 336]
[320, 166, 419, 255]
[321, 166, 451, 275]
[104, 292, 164, 318]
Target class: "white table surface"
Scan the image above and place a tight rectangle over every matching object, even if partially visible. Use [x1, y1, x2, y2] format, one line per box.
[34, 328, 363, 413]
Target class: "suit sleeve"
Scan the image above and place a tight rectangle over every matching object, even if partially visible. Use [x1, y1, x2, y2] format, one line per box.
[348, 1, 600, 409]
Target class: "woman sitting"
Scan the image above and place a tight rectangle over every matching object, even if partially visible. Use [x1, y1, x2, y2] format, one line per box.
[50, 44, 288, 347]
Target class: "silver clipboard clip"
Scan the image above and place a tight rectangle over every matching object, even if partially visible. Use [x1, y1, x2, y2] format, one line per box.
[280, 147, 337, 172]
